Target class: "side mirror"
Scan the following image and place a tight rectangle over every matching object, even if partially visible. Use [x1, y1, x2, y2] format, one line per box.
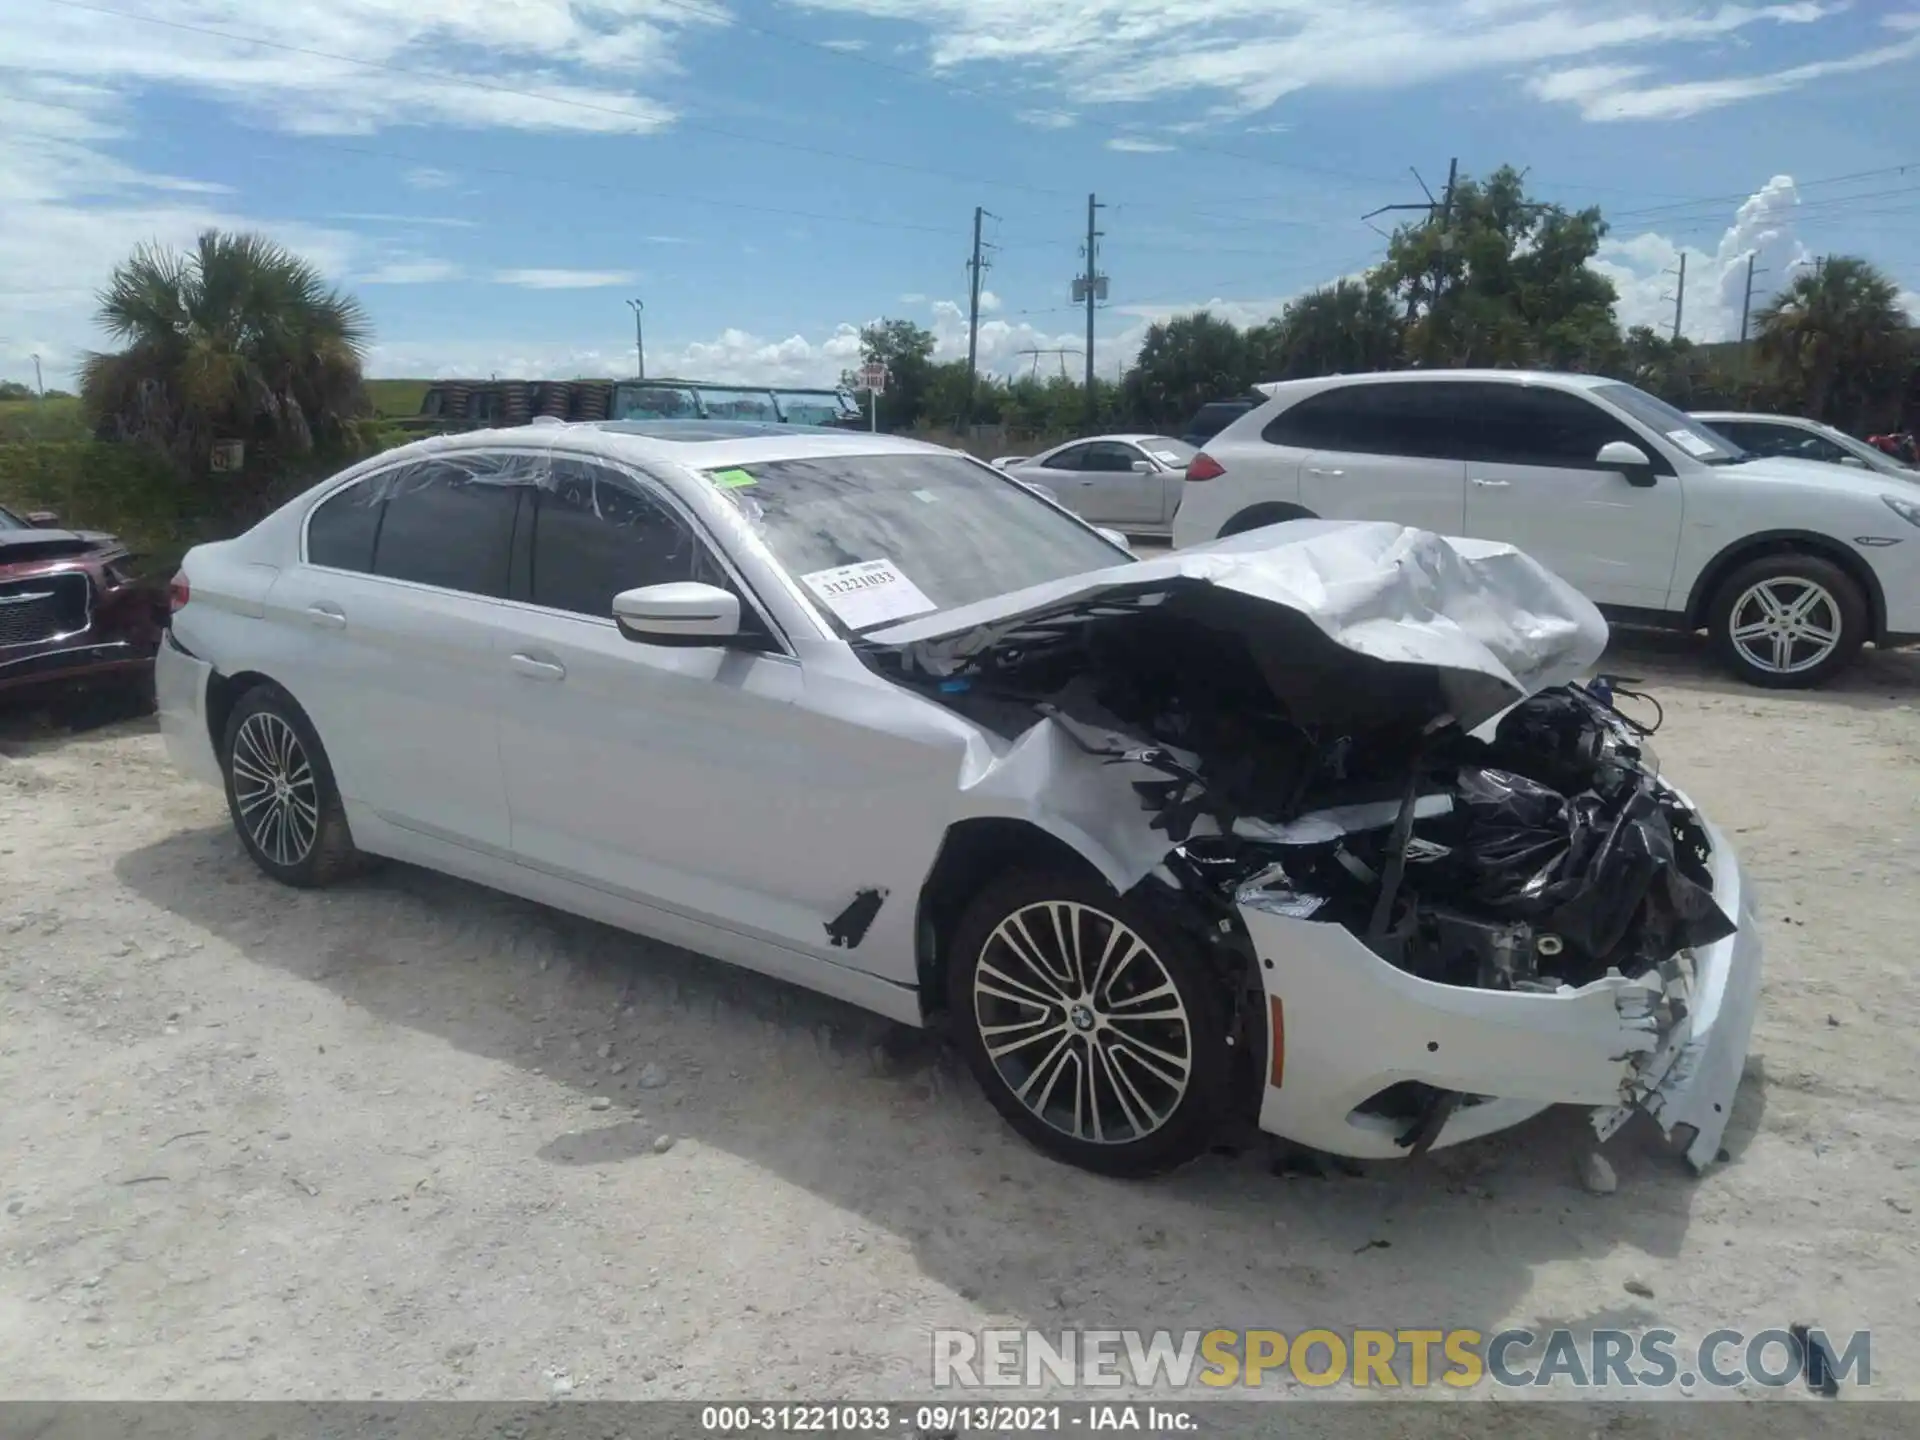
[1130, 459, 1156, 474]
[1840, 455, 1867, 469]
[1596, 440, 1658, 487]
[612, 582, 741, 646]
[1096, 528, 1133, 554]
[26, 509, 59, 527]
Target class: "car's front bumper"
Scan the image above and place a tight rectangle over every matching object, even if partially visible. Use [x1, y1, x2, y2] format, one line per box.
[1242, 795, 1762, 1169]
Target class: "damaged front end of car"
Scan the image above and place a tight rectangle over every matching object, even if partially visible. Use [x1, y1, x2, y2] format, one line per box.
[861, 522, 1762, 1171]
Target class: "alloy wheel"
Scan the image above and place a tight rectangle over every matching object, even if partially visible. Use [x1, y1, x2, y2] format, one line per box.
[971, 901, 1193, 1146]
[231, 711, 320, 868]
[1728, 577, 1843, 676]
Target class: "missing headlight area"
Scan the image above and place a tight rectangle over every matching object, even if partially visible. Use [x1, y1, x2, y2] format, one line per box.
[870, 585, 1734, 996]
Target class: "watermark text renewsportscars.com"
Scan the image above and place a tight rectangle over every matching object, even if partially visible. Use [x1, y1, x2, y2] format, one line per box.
[931, 1326, 1868, 1392]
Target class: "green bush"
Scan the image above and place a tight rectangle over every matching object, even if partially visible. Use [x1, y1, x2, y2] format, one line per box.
[0, 441, 224, 576]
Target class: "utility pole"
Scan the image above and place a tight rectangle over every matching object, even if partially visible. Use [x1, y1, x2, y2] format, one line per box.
[964, 206, 997, 431]
[626, 298, 645, 380]
[1071, 194, 1106, 427]
[30, 354, 43, 401]
[1361, 156, 1460, 325]
[1738, 251, 1769, 350]
[1661, 254, 1687, 342]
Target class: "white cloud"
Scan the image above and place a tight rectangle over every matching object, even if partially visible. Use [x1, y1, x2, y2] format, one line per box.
[1014, 108, 1078, 129]
[1529, 31, 1920, 120]
[1591, 175, 1814, 340]
[0, 84, 365, 387]
[1901, 289, 1920, 322]
[0, 0, 717, 139]
[792, 0, 1842, 116]
[404, 166, 456, 189]
[978, 290, 1002, 313]
[492, 268, 640, 289]
[1106, 137, 1175, 153]
[819, 37, 868, 51]
[358, 258, 463, 284]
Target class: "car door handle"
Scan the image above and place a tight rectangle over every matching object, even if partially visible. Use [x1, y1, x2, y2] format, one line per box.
[305, 604, 346, 630]
[1470, 477, 1512, 488]
[1307, 466, 1344, 477]
[509, 653, 566, 682]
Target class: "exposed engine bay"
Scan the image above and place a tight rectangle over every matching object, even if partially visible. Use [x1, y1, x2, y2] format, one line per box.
[869, 590, 1737, 1001]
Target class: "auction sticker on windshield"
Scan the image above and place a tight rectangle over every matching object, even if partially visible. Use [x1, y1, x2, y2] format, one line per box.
[1667, 428, 1719, 458]
[800, 558, 937, 629]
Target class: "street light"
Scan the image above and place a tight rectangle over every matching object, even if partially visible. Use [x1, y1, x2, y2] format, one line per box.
[626, 299, 645, 380]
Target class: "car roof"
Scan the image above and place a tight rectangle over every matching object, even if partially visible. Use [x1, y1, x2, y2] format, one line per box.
[364, 418, 960, 473]
[1254, 369, 1617, 400]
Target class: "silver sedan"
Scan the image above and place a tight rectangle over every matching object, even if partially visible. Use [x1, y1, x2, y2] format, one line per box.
[998, 434, 1196, 537]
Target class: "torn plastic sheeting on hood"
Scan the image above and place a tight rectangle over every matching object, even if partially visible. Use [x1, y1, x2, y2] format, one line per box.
[860, 520, 1610, 735]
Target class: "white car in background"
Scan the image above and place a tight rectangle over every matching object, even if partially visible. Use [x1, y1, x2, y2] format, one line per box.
[1690, 411, 1919, 481]
[155, 420, 1759, 1177]
[998, 434, 1197, 537]
[1172, 370, 1920, 688]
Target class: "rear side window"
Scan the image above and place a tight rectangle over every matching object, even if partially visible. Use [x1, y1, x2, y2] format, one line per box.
[1451, 384, 1637, 467]
[307, 477, 383, 572]
[1262, 383, 1460, 458]
[371, 457, 527, 597]
[527, 460, 707, 617]
[1187, 402, 1251, 439]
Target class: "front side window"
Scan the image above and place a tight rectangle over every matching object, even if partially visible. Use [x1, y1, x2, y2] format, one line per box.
[1451, 384, 1638, 468]
[370, 455, 531, 597]
[528, 460, 709, 617]
[1080, 443, 1141, 473]
[1593, 383, 1747, 464]
[1728, 423, 1848, 464]
[699, 451, 1127, 633]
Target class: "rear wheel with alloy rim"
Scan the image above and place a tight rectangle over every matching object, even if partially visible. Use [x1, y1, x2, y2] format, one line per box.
[1708, 553, 1866, 689]
[947, 869, 1231, 1177]
[221, 683, 363, 887]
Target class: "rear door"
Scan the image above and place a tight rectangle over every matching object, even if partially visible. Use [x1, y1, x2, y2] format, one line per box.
[272, 451, 532, 851]
[1455, 382, 1682, 607]
[1267, 382, 1467, 533]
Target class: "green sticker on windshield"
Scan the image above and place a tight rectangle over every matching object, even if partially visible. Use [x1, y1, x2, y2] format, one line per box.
[711, 468, 758, 489]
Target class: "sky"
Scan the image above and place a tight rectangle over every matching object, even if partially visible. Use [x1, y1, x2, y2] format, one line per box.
[3, 0, 1918, 393]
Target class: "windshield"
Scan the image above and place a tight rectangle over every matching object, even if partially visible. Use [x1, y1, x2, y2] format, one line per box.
[773, 391, 855, 426]
[700, 452, 1131, 634]
[1138, 437, 1198, 467]
[613, 384, 701, 421]
[697, 388, 779, 422]
[1593, 383, 1748, 465]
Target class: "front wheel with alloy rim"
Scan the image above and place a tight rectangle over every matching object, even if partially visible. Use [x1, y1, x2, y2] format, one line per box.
[221, 684, 364, 887]
[946, 869, 1231, 1177]
[1707, 553, 1867, 689]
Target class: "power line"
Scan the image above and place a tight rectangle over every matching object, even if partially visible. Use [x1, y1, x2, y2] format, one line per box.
[1606, 162, 1920, 221]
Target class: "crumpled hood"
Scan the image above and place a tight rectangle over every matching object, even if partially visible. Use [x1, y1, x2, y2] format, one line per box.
[862, 520, 1609, 734]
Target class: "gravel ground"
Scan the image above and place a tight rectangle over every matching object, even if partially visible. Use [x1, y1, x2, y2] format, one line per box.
[1, 631, 1916, 1404]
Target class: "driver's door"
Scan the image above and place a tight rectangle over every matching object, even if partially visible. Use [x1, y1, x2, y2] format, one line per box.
[493, 457, 838, 951]
[1456, 383, 1682, 608]
[1072, 441, 1165, 527]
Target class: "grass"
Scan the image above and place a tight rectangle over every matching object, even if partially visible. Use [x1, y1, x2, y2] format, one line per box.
[365, 378, 433, 418]
[0, 396, 86, 443]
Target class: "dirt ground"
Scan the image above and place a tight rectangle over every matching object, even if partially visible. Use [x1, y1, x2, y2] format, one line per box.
[1, 630, 1916, 1405]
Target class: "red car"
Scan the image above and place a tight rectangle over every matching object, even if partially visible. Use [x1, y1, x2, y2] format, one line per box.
[0, 502, 166, 717]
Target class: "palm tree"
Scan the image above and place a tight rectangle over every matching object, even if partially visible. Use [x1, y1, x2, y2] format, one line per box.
[81, 230, 371, 471]
[1756, 256, 1910, 427]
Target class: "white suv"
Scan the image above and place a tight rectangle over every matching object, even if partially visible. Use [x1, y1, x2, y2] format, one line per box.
[1171, 370, 1920, 688]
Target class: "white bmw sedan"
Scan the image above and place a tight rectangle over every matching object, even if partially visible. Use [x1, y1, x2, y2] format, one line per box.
[158, 420, 1762, 1178]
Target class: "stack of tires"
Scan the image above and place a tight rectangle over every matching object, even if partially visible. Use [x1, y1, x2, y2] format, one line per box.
[572, 383, 612, 422]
